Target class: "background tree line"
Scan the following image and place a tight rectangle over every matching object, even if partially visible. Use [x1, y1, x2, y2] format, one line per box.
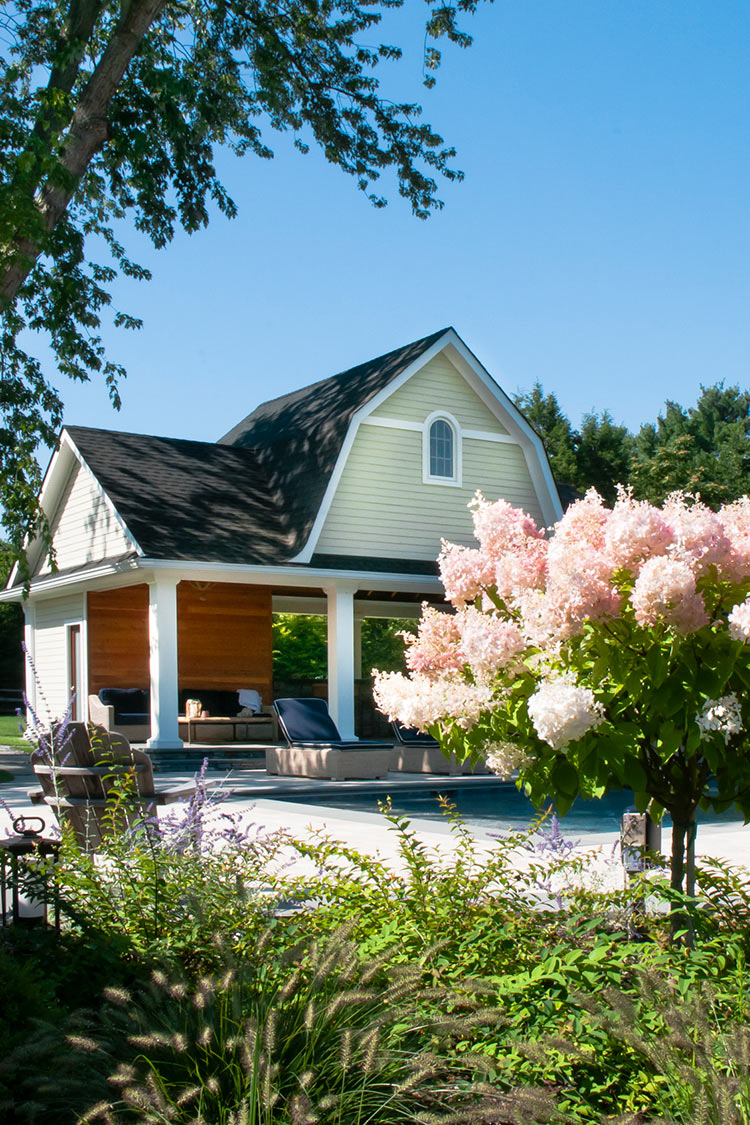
[515, 381, 750, 508]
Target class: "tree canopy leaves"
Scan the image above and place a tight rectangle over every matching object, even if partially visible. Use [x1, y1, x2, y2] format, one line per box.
[515, 381, 750, 509]
[0, 0, 488, 572]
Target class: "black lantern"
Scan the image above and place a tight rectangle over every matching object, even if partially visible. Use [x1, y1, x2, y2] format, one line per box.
[0, 816, 60, 929]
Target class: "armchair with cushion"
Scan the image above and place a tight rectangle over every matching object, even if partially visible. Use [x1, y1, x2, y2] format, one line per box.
[89, 688, 150, 743]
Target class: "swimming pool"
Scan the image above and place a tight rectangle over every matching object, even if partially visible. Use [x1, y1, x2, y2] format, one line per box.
[283, 784, 745, 838]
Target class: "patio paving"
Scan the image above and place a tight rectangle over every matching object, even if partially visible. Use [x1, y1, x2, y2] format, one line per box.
[1, 741, 748, 876]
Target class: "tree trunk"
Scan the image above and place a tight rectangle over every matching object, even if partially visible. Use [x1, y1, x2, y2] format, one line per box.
[668, 814, 696, 947]
[670, 818, 685, 895]
[0, 0, 166, 307]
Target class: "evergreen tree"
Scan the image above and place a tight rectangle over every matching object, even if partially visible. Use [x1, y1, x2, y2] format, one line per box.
[513, 382, 578, 486]
[631, 384, 750, 507]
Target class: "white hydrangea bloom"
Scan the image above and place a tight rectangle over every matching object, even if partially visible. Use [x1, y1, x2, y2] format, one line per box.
[695, 694, 743, 744]
[728, 598, 750, 642]
[527, 675, 605, 751]
[483, 740, 533, 780]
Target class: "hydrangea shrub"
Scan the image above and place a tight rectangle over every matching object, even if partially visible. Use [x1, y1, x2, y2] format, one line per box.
[374, 489, 750, 894]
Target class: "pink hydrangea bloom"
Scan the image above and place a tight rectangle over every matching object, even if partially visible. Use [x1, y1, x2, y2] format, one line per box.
[728, 597, 750, 641]
[718, 497, 750, 582]
[549, 489, 611, 556]
[605, 488, 674, 573]
[438, 542, 496, 608]
[403, 606, 464, 678]
[470, 492, 544, 555]
[493, 536, 548, 605]
[662, 493, 732, 577]
[630, 556, 708, 633]
[457, 607, 526, 681]
[527, 675, 605, 750]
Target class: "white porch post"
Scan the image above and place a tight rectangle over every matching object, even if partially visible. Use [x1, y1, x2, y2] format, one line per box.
[23, 603, 36, 715]
[325, 583, 357, 738]
[147, 576, 182, 750]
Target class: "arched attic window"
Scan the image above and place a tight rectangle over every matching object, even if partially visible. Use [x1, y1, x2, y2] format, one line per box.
[423, 412, 461, 486]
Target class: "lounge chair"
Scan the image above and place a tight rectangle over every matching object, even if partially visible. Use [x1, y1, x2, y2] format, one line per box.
[390, 722, 491, 776]
[268, 698, 393, 780]
[30, 722, 196, 850]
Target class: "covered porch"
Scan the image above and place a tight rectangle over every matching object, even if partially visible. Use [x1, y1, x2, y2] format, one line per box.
[68, 566, 443, 750]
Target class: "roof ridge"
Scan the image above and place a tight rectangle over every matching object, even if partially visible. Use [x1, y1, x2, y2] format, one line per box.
[219, 326, 452, 446]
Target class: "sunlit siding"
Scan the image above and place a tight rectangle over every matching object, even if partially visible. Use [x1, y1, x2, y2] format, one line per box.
[316, 427, 544, 560]
[32, 594, 84, 714]
[369, 354, 509, 433]
[37, 463, 133, 576]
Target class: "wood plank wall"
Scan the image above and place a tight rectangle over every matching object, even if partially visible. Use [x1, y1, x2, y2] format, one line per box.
[177, 582, 273, 700]
[88, 584, 149, 693]
[87, 582, 273, 703]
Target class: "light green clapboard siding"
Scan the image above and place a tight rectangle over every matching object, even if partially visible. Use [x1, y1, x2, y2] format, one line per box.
[316, 427, 544, 560]
[369, 354, 509, 433]
[37, 462, 133, 576]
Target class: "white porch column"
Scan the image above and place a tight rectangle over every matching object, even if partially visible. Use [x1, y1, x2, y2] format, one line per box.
[23, 603, 36, 715]
[325, 583, 357, 738]
[147, 576, 182, 750]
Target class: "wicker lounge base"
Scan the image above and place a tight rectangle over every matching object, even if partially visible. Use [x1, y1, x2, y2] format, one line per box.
[265, 745, 392, 780]
[390, 745, 491, 776]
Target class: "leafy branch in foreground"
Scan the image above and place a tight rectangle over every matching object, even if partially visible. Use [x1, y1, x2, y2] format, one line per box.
[0, 0, 488, 573]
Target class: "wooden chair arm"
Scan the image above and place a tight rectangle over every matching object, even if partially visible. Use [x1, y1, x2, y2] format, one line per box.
[33, 764, 148, 777]
[154, 784, 197, 804]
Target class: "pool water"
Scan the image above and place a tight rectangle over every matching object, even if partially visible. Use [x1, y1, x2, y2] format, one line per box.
[285, 784, 745, 838]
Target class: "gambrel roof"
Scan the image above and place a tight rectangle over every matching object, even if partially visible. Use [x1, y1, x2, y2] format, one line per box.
[219, 328, 449, 553]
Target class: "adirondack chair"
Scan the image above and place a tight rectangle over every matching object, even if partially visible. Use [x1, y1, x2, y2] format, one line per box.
[30, 722, 196, 850]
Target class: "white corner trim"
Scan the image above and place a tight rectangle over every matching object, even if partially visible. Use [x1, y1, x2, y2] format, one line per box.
[422, 410, 462, 488]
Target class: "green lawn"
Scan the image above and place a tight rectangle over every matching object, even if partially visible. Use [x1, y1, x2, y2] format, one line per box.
[0, 713, 29, 751]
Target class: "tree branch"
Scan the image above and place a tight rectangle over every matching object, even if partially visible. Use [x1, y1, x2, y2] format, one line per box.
[0, 0, 166, 306]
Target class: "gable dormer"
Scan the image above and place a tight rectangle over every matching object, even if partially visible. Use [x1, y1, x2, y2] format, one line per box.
[296, 330, 561, 563]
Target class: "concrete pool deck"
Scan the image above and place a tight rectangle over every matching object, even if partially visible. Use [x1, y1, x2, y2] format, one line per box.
[1, 752, 749, 880]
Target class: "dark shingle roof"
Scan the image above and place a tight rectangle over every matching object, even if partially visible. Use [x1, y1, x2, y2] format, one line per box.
[66, 427, 296, 565]
[219, 328, 450, 554]
[62, 329, 453, 568]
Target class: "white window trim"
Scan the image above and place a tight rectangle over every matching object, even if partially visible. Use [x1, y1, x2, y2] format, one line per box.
[423, 410, 462, 487]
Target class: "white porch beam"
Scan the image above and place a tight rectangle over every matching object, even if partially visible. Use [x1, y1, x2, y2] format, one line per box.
[325, 583, 357, 738]
[147, 576, 182, 750]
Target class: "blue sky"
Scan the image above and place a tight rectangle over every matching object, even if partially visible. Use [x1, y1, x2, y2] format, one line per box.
[48, 0, 750, 448]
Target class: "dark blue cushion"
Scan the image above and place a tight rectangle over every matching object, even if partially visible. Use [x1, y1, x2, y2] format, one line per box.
[392, 723, 439, 747]
[99, 688, 149, 723]
[274, 698, 342, 743]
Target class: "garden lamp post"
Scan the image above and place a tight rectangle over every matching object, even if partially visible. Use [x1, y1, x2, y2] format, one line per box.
[0, 816, 60, 929]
